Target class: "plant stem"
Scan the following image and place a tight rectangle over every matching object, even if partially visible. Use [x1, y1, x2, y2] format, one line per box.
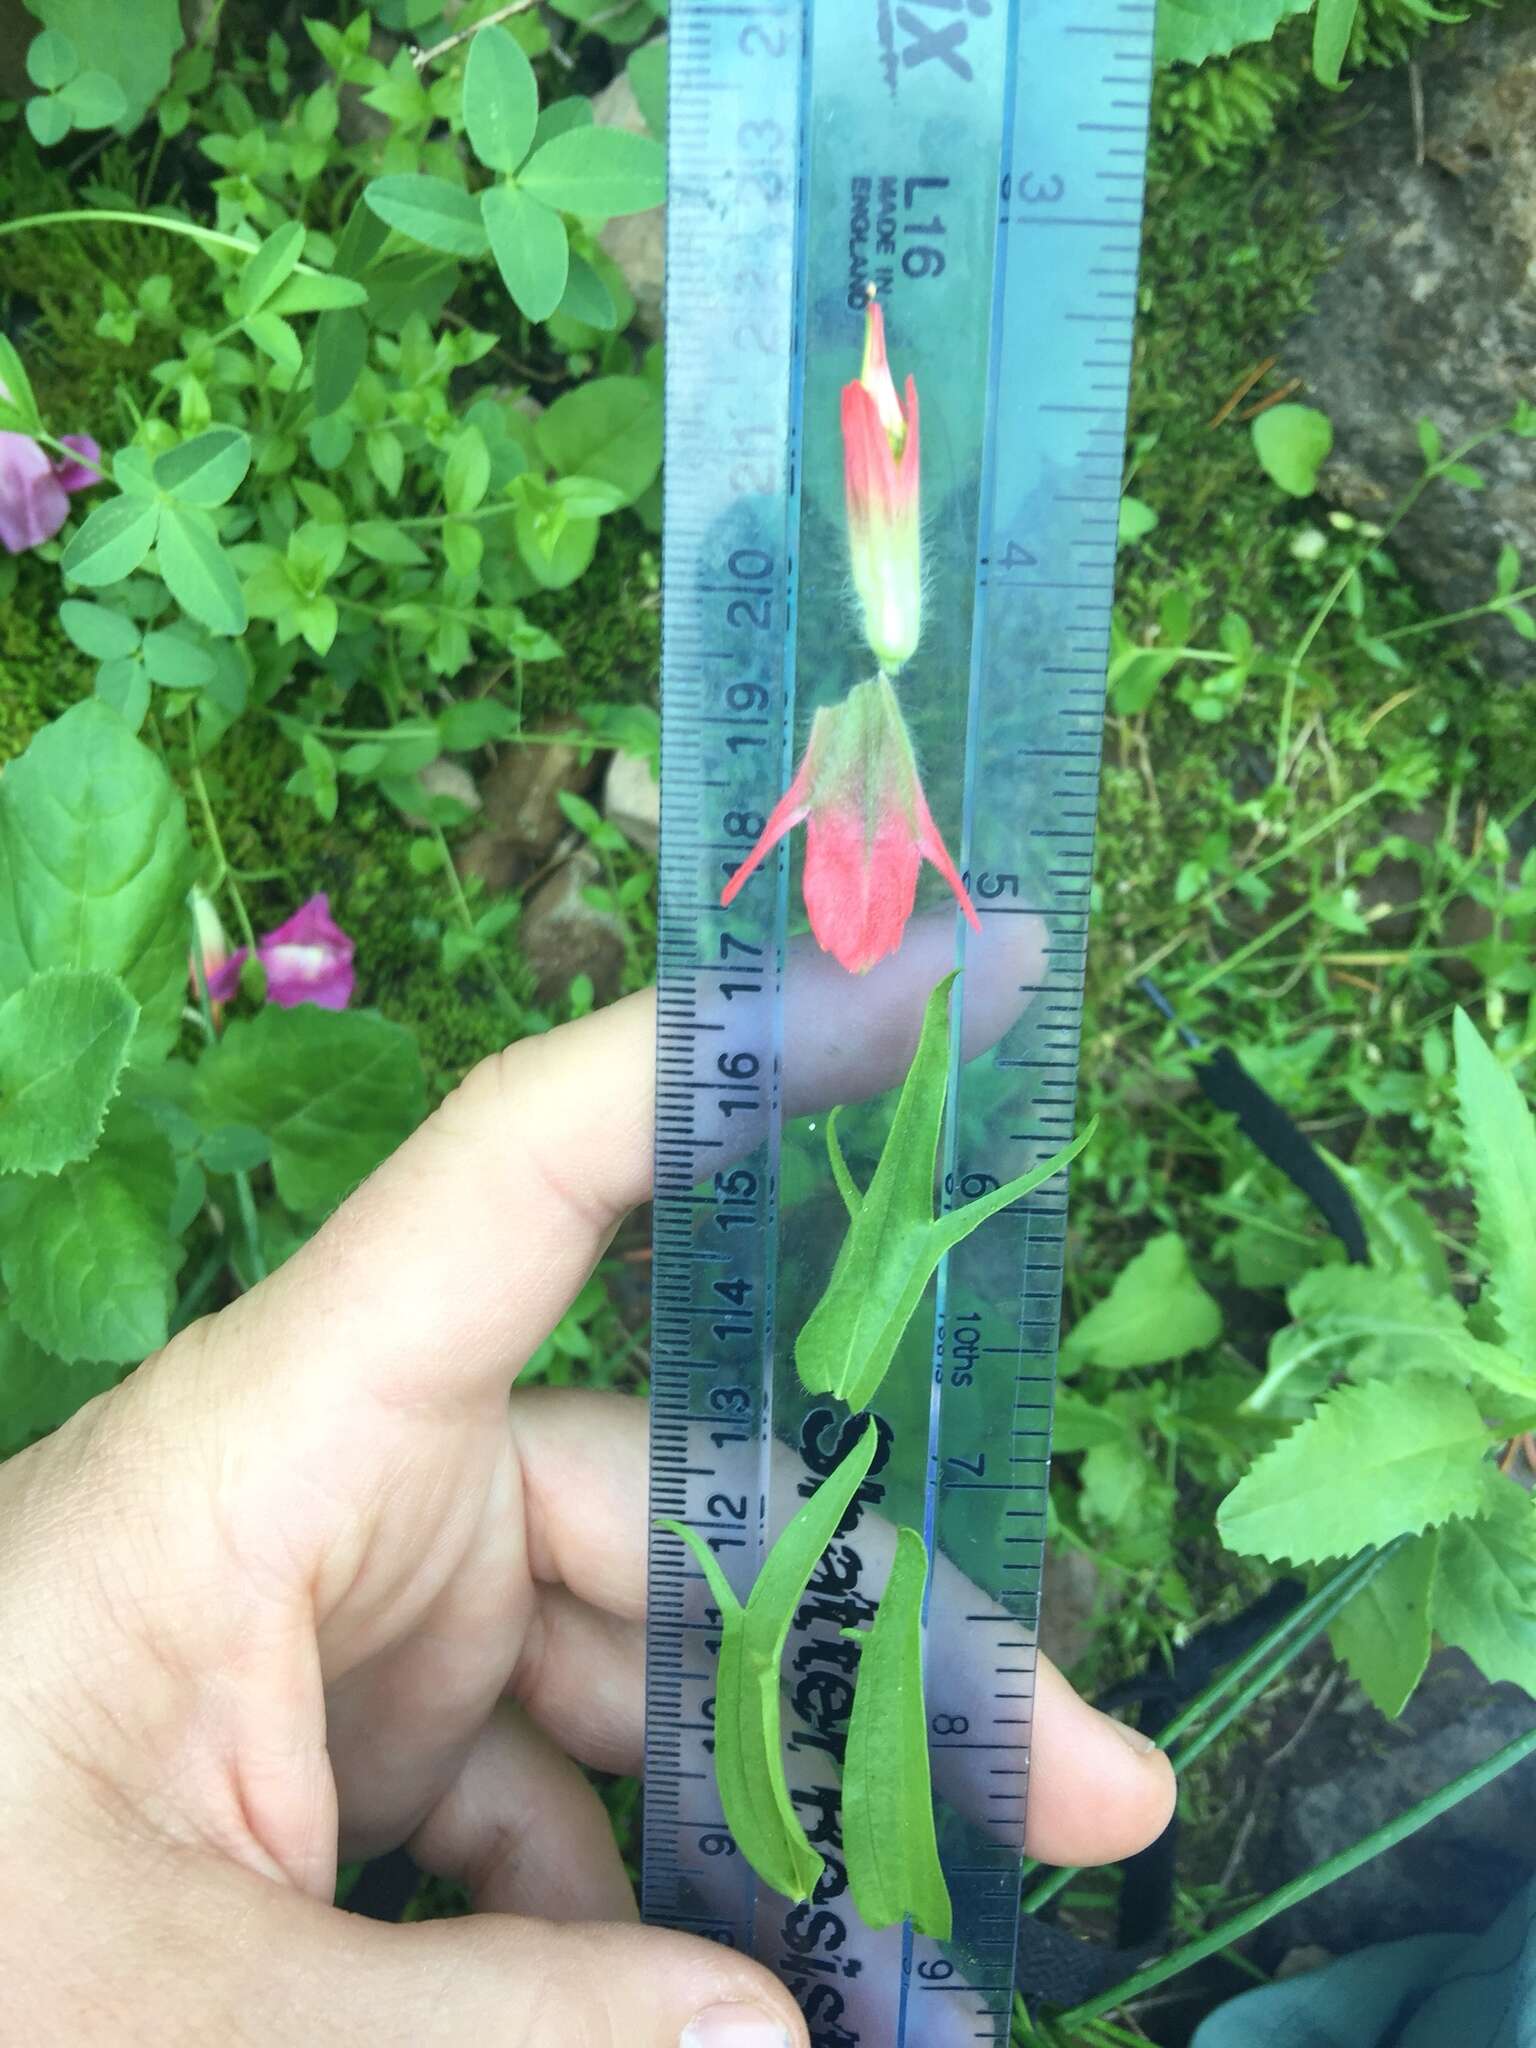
[430, 825, 524, 1027]
[0, 210, 343, 289]
[1054, 1721, 1536, 2026]
[411, 0, 541, 69]
[1373, 583, 1536, 645]
[182, 712, 259, 958]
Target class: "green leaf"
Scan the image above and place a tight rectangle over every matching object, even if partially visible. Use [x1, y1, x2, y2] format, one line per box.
[26, 28, 78, 89]
[1330, 1157, 1452, 1295]
[156, 503, 247, 636]
[26, 0, 182, 129]
[841, 1526, 951, 1937]
[481, 183, 569, 322]
[1154, 0, 1311, 66]
[61, 493, 161, 587]
[1417, 417, 1443, 466]
[796, 974, 1093, 1414]
[557, 253, 618, 330]
[26, 94, 72, 147]
[197, 1122, 271, 1174]
[0, 968, 138, 1175]
[1328, 1532, 1437, 1718]
[1252, 403, 1334, 497]
[1495, 543, 1522, 598]
[443, 426, 491, 517]
[1063, 1233, 1222, 1371]
[95, 659, 150, 732]
[194, 1005, 427, 1216]
[242, 310, 303, 375]
[363, 175, 489, 258]
[233, 220, 306, 316]
[0, 335, 41, 433]
[463, 22, 539, 173]
[59, 598, 141, 660]
[348, 520, 429, 567]
[141, 628, 214, 692]
[437, 699, 520, 750]
[263, 270, 369, 315]
[60, 67, 125, 127]
[0, 1309, 120, 1457]
[0, 1096, 179, 1364]
[1454, 1009, 1536, 1364]
[660, 1422, 880, 1903]
[153, 426, 252, 508]
[1433, 1483, 1536, 1693]
[1117, 494, 1158, 545]
[0, 700, 193, 1060]
[517, 124, 666, 218]
[1311, 0, 1359, 89]
[535, 375, 662, 506]
[628, 34, 667, 139]
[312, 308, 369, 418]
[1217, 1373, 1492, 1566]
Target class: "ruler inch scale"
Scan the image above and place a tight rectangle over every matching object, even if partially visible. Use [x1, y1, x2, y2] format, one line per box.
[645, 3, 1152, 2040]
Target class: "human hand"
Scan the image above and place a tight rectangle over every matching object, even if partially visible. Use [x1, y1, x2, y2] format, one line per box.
[0, 950, 1173, 2046]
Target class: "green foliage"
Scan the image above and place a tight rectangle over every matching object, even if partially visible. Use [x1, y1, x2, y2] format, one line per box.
[22, 0, 182, 133]
[1250, 403, 1333, 498]
[0, 969, 138, 1175]
[1062, 1233, 1222, 1371]
[1155, 0, 1312, 68]
[841, 1526, 951, 1940]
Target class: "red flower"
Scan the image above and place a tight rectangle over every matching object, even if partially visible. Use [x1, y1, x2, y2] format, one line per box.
[720, 675, 978, 974]
[842, 291, 921, 673]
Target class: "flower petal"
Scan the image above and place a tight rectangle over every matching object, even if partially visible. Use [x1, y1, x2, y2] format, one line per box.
[55, 435, 104, 494]
[0, 431, 70, 553]
[803, 803, 921, 975]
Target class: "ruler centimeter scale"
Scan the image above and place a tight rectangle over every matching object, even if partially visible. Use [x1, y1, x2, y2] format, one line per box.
[645, 4, 1153, 2041]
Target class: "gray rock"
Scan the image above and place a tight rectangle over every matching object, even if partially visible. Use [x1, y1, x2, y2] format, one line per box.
[603, 746, 660, 855]
[519, 850, 629, 1007]
[589, 73, 665, 340]
[1281, 17, 1536, 679]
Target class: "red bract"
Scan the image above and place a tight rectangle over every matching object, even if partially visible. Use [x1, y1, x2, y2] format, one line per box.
[720, 676, 978, 975]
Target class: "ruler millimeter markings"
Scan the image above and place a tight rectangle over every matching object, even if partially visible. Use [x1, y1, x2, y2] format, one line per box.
[645, 4, 1151, 2040]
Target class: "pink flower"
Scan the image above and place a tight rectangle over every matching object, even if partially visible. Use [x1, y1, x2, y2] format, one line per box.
[207, 893, 356, 1011]
[720, 675, 978, 974]
[0, 428, 102, 554]
[842, 291, 921, 673]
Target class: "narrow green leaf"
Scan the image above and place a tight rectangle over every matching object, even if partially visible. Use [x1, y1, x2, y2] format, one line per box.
[1328, 1530, 1437, 1718]
[313, 308, 368, 419]
[796, 974, 1090, 1414]
[1454, 1009, 1536, 1363]
[233, 218, 306, 317]
[481, 182, 569, 322]
[825, 1107, 862, 1218]
[1217, 1373, 1492, 1566]
[61, 493, 160, 587]
[348, 520, 429, 567]
[363, 174, 489, 258]
[153, 426, 252, 509]
[628, 34, 668, 138]
[0, 968, 138, 1176]
[660, 1422, 879, 1902]
[1311, 0, 1359, 89]
[0, 334, 42, 432]
[463, 22, 539, 173]
[443, 426, 491, 517]
[842, 1527, 952, 1937]
[1062, 1233, 1222, 1371]
[517, 124, 666, 218]
[156, 503, 247, 636]
[263, 271, 369, 315]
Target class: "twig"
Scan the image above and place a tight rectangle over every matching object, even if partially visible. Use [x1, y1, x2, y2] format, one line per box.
[1237, 377, 1303, 423]
[1264, 1667, 1341, 1773]
[412, 0, 541, 71]
[1409, 61, 1425, 169]
[1208, 355, 1277, 431]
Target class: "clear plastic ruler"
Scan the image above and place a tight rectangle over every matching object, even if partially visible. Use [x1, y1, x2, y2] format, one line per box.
[645, 4, 1152, 2040]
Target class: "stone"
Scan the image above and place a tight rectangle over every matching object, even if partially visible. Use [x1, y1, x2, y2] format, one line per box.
[519, 850, 629, 1007]
[1280, 16, 1536, 679]
[454, 718, 599, 894]
[417, 758, 480, 815]
[589, 73, 665, 341]
[603, 746, 660, 855]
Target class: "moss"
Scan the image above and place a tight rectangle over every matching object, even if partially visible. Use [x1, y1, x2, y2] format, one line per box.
[520, 514, 661, 719]
[0, 552, 92, 761]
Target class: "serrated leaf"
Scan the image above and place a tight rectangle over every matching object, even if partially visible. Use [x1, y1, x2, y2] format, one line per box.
[1154, 0, 1311, 66]
[363, 174, 489, 258]
[233, 219, 306, 317]
[463, 22, 538, 173]
[0, 968, 138, 1175]
[1328, 1532, 1437, 1718]
[842, 1526, 951, 1937]
[1063, 1232, 1222, 1370]
[1455, 1009, 1536, 1364]
[156, 503, 247, 636]
[481, 183, 569, 321]
[61, 493, 161, 587]
[0, 700, 193, 1060]
[517, 124, 665, 218]
[1218, 1373, 1492, 1565]
[796, 975, 1092, 1413]
[194, 1005, 426, 1216]
[153, 427, 252, 509]
[59, 598, 141, 660]
[660, 1422, 879, 1903]
[1433, 1484, 1536, 1693]
[0, 1096, 179, 1364]
[0, 1310, 120, 1457]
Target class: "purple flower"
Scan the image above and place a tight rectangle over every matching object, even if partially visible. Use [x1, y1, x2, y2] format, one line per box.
[207, 893, 356, 1012]
[0, 428, 102, 554]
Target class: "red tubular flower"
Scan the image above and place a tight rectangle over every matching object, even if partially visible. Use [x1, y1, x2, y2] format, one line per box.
[720, 675, 979, 974]
[842, 293, 921, 673]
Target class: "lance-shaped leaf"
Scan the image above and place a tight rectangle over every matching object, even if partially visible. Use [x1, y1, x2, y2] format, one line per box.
[842, 1525, 952, 1937]
[660, 1421, 879, 1902]
[797, 973, 1093, 1413]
